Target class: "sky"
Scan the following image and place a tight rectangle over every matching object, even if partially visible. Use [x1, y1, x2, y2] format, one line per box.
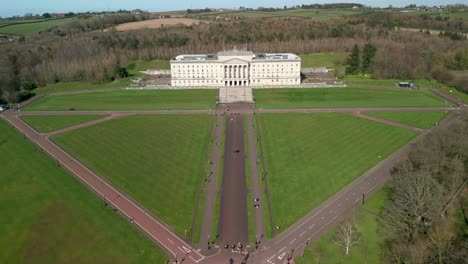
[1, 0, 465, 18]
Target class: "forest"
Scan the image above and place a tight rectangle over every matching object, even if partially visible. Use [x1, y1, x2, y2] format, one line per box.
[0, 9, 467, 103]
[381, 111, 468, 263]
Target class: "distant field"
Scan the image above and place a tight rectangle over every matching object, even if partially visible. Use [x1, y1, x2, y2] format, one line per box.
[0, 119, 169, 264]
[364, 111, 449, 129]
[52, 115, 211, 237]
[257, 113, 417, 233]
[401, 10, 468, 19]
[24, 89, 218, 111]
[115, 18, 206, 31]
[20, 115, 109, 133]
[0, 18, 74, 35]
[295, 188, 388, 264]
[191, 8, 362, 20]
[254, 88, 449, 109]
[300, 53, 346, 71]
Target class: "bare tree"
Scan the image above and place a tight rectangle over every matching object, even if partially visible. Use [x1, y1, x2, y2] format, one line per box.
[381, 170, 443, 241]
[334, 216, 361, 255]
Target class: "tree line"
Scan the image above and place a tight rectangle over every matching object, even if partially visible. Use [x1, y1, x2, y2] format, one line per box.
[380, 112, 468, 263]
[0, 11, 467, 103]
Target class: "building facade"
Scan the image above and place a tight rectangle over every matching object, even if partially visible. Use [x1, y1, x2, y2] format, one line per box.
[170, 50, 301, 87]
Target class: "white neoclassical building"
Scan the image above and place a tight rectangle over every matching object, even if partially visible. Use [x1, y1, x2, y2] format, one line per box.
[170, 50, 301, 87]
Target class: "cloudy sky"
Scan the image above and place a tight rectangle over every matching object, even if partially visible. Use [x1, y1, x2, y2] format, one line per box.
[1, 0, 463, 17]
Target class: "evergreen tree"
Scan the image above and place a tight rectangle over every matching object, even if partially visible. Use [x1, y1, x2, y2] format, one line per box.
[361, 43, 377, 73]
[346, 44, 360, 74]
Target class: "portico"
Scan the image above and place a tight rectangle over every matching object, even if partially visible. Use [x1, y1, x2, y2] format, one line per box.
[170, 50, 301, 88]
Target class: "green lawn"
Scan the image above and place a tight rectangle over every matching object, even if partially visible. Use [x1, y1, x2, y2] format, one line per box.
[257, 113, 417, 231]
[32, 79, 131, 95]
[20, 115, 109, 133]
[24, 89, 218, 111]
[300, 53, 346, 71]
[0, 119, 168, 264]
[364, 111, 449, 129]
[295, 188, 388, 264]
[344, 76, 468, 103]
[0, 18, 75, 35]
[52, 115, 212, 236]
[254, 88, 448, 109]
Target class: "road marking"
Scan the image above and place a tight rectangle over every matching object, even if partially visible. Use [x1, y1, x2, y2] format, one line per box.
[308, 224, 316, 230]
[267, 255, 276, 264]
[182, 245, 192, 253]
[299, 231, 306, 237]
[167, 238, 174, 244]
[279, 246, 287, 252]
[289, 238, 296, 245]
[321, 216, 324, 219]
[278, 252, 287, 260]
[177, 247, 185, 254]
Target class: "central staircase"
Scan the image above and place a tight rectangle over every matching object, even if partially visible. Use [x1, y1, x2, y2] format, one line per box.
[219, 87, 253, 103]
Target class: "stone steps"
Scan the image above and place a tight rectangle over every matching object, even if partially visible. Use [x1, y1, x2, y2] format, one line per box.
[219, 87, 253, 103]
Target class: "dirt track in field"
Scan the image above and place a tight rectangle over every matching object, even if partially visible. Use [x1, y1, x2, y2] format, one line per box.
[116, 18, 207, 31]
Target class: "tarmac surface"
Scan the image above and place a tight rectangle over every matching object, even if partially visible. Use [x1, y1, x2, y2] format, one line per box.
[1, 85, 465, 264]
[218, 114, 249, 248]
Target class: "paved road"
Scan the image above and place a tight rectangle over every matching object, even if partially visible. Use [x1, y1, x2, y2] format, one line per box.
[218, 114, 249, 249]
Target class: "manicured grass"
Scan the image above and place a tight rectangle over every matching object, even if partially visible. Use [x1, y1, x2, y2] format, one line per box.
[254, 88, 449, 109]
[364, 111, 449, 128]
[295, 188, 388, 264]
[20, 115, 109, 133]
[24, 89, 218, 111]
[52, 115, 211, 236]
[300, 53, 346, 71]
[257, 113, 417, 231]
[344, 76, 468, 103]
[32, 79, 131, 95]
[0, 18, 75, 35]
[0, 119, 168, 264]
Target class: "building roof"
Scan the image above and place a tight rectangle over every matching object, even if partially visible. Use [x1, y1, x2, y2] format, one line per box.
[171, 50, 300, 63]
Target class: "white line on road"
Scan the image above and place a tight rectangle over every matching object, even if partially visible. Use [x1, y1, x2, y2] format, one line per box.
[289, 239, 296, 245]
[279, 246, 287, 252]
[167, 238, 174, 244]
[309, 224, 316, 230]
[299, 231, 306, 237]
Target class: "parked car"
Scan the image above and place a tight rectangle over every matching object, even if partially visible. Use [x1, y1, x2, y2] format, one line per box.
[0, 104, 7, 111]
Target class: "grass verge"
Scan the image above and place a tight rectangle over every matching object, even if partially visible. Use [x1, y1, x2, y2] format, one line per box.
[295, 188, 388, 264]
